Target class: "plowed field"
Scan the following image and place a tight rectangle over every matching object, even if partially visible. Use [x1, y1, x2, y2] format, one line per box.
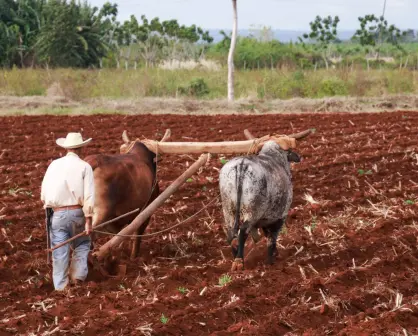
[1, 112, 418, 335]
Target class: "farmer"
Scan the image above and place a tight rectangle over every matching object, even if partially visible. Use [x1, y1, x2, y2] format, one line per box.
[41, 132, 95, 291]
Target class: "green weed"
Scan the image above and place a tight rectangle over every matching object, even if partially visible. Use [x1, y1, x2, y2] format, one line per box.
[218, 274, 232, 286]
[160, 314, 169, 324]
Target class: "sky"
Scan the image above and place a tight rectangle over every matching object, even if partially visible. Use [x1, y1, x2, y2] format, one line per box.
[89, 0, 416, 31]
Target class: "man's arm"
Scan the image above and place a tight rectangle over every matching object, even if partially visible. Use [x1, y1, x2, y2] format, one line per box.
[83, 164, 95, 234]
[40, 163, 53, 206]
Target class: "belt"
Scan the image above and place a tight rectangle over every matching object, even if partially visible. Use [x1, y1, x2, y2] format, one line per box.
[53, 205, 82, 212]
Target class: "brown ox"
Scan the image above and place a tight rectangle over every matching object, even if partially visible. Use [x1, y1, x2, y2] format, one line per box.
[84, 130, 166, 259]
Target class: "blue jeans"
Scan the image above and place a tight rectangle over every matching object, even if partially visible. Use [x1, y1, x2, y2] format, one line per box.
[50, 208, 91, 290]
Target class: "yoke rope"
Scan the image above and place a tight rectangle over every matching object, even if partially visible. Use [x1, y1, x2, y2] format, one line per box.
[93, 194, 220, 238]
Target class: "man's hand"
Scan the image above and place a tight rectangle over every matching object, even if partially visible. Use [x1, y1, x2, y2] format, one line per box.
[85, 217, 93, 235]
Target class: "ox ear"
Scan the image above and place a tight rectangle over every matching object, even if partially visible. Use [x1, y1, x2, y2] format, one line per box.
[122, 130, 130, 144]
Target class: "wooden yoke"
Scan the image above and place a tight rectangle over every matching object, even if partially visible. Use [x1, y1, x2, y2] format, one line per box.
[139, 129, 314, 155]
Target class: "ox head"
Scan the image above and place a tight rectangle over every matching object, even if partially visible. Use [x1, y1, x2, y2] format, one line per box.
[282, 129, 313, 164]
[277, 131, 312, 164]
[287, 129, 315, 163]
[245, 128, 313, 164]
[119, 129, 171, 156]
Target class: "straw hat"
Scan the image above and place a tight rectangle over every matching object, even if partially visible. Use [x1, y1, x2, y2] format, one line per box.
[56, 132, 92, 149]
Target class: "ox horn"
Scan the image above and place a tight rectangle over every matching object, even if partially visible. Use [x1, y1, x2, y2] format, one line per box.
[244, 128, 315, 141]
[122, 130, 130, 143]
[243, 129, 255, 140]
[160, 129, 171, 142]
[288, 128, 315, 140]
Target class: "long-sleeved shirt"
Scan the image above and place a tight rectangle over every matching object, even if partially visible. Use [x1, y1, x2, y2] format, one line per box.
[41, 152, 95, 217]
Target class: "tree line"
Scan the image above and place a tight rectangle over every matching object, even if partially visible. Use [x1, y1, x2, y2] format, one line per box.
[0, 0, 213, 68]
[1, 0, 417, 69]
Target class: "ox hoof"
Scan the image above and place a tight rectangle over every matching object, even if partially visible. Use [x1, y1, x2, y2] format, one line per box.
[231, 258, 244, 272]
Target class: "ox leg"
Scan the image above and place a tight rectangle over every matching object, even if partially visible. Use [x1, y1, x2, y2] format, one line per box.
[130, 219, 150, 260]
[265, 218, 285, 265]
[231, 226, 249, 272]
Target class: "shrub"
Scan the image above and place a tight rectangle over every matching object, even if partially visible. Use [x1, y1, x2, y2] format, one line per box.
[178, 77, 210, 97]
[318, 77, 348, 97]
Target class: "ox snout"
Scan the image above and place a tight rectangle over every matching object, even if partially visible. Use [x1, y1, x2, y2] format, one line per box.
[287, 150, 301, 163]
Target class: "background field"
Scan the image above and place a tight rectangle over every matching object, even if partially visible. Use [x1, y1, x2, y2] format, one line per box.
[1, 68, 418, 101]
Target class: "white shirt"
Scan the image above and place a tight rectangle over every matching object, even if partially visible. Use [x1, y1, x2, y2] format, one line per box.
[41, 152, 95, 217]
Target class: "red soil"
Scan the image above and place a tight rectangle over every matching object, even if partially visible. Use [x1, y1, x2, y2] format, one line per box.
[0, 111, 418, 335]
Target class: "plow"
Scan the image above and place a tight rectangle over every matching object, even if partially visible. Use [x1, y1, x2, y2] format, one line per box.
[48, 127, 314, 277]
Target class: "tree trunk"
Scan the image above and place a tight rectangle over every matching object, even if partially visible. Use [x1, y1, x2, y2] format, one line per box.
[323, 54, 329, 70]
[227, 0, 238, 102]
[404, 55, 409, 69]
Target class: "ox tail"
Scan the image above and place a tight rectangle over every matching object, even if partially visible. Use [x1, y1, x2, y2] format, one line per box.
[233, 160, 249, 236]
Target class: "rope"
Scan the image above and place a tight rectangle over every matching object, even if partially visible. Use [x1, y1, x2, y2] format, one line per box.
[93, 194, 220, 238]
[248, 138, 263, 155]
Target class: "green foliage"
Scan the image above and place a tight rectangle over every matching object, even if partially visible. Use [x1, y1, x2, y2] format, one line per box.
[208, 36, 315, 70]
[318, 77, 348, 97]
[35, 0, 117, 67]
[2, 4, 418, 73]
[298, 15, 340, 69]
[2, 67, 418, 100]
[218, 274, 232, 286]
[178, 77, 209, 97]
[177, 287, 189, 294]
[160, 314, 169, 324]
[301, 15, 340, 47]
[0, 0, 213, 68]
[353, 15, 406, 48]
[404, 199, 415, 205]
[358, 169, 372, 176]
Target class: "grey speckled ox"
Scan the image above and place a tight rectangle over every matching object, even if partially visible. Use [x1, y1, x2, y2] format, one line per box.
[219, 140, 301, 271]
